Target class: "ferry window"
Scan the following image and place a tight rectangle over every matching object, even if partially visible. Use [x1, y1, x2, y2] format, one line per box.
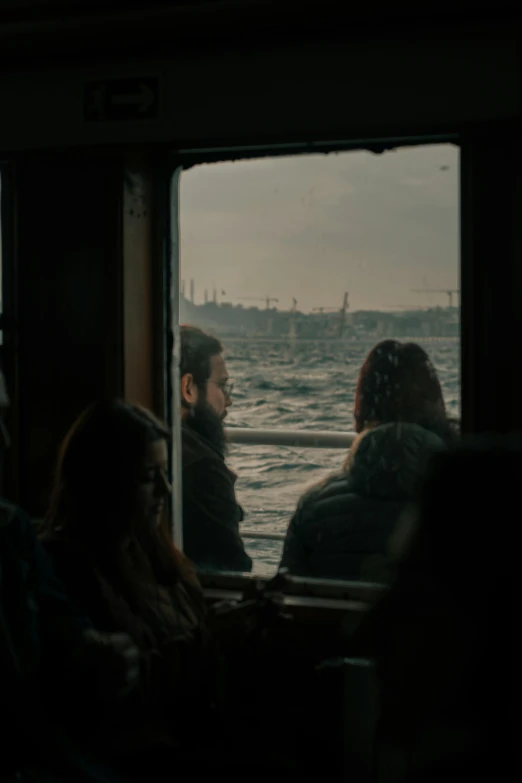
[176, 144, 460, 580]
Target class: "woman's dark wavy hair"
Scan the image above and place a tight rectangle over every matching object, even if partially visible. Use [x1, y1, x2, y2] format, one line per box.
[40, 400, 199, 599]
[354, 340, 459, 446]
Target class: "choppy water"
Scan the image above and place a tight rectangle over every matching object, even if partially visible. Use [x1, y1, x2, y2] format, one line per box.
[224, 338, 460, 575]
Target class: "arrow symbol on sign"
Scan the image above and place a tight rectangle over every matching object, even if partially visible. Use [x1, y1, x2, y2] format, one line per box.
[111, 82, 155, 113]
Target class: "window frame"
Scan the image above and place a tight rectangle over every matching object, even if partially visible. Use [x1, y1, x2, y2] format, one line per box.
[166, 134, 462, 591]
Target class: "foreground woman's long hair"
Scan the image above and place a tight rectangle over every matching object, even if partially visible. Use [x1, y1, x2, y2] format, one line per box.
[40, 399, 201, 608]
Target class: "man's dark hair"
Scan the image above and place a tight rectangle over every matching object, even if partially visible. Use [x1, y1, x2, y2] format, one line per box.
[179, 325, 223, 389]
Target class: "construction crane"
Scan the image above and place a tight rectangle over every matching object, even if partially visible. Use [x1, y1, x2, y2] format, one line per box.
[289, 298, 298, 340]
[411, 288, 460, 308]
[313, 292, 349, 314]
[339, 292, 349, 337]
[313, 292, 349, 337]
[237, 295, 279, 310]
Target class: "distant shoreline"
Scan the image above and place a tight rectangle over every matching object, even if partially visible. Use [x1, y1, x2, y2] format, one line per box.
[221, 335, 459, 344]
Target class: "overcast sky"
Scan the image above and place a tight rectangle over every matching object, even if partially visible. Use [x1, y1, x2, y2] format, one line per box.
[180, 143, 459, 313]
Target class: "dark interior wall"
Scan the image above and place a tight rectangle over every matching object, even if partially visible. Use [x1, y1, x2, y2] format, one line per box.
[0, 23, 520, 153]
[14, 158, 123, 514]
[460, 134, 522, 433]
[122, 162, 169, 422]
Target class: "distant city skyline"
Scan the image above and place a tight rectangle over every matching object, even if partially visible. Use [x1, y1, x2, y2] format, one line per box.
[179, 143, 459, 313]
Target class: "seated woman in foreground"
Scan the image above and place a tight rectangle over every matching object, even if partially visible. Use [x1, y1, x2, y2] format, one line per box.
[39, 401, 248, 777]
[40, 401, 325, 781]
[279, 340, 457, 581]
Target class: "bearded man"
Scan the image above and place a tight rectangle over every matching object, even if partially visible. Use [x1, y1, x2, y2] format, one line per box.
[180, 325, 252, 573]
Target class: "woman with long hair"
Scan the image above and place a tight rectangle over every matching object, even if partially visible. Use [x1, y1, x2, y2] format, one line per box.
[353, 339, 459, 446]
[279, 340, 456, 581]
[40, 401, 224, 777]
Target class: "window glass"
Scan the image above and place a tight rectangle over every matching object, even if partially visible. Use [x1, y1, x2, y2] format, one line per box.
[177, 145, 459, 578]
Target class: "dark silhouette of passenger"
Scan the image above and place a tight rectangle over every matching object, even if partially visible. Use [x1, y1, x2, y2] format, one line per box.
[179, 325, 252, 572]
[279, 340, 455, 581]
[0, 372, 139, 783]
[350, 435, 511, 782]
[40, 402, 217, 769]
[39, 400, 267, 779]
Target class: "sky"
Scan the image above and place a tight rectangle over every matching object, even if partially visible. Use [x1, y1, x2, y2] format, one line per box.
[179, 143, 459, 313]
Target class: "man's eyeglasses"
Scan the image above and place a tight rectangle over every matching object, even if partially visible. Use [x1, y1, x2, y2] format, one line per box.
[208, 380, 234, 398]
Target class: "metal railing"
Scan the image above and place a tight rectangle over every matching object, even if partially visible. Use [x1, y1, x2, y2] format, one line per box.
[226, 426, 356, 449]
[226, 426, 355, 542]
[241, 531, 285, 540]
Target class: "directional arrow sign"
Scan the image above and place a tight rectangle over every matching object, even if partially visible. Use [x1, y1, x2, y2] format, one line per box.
[84, 78, 159, 122]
